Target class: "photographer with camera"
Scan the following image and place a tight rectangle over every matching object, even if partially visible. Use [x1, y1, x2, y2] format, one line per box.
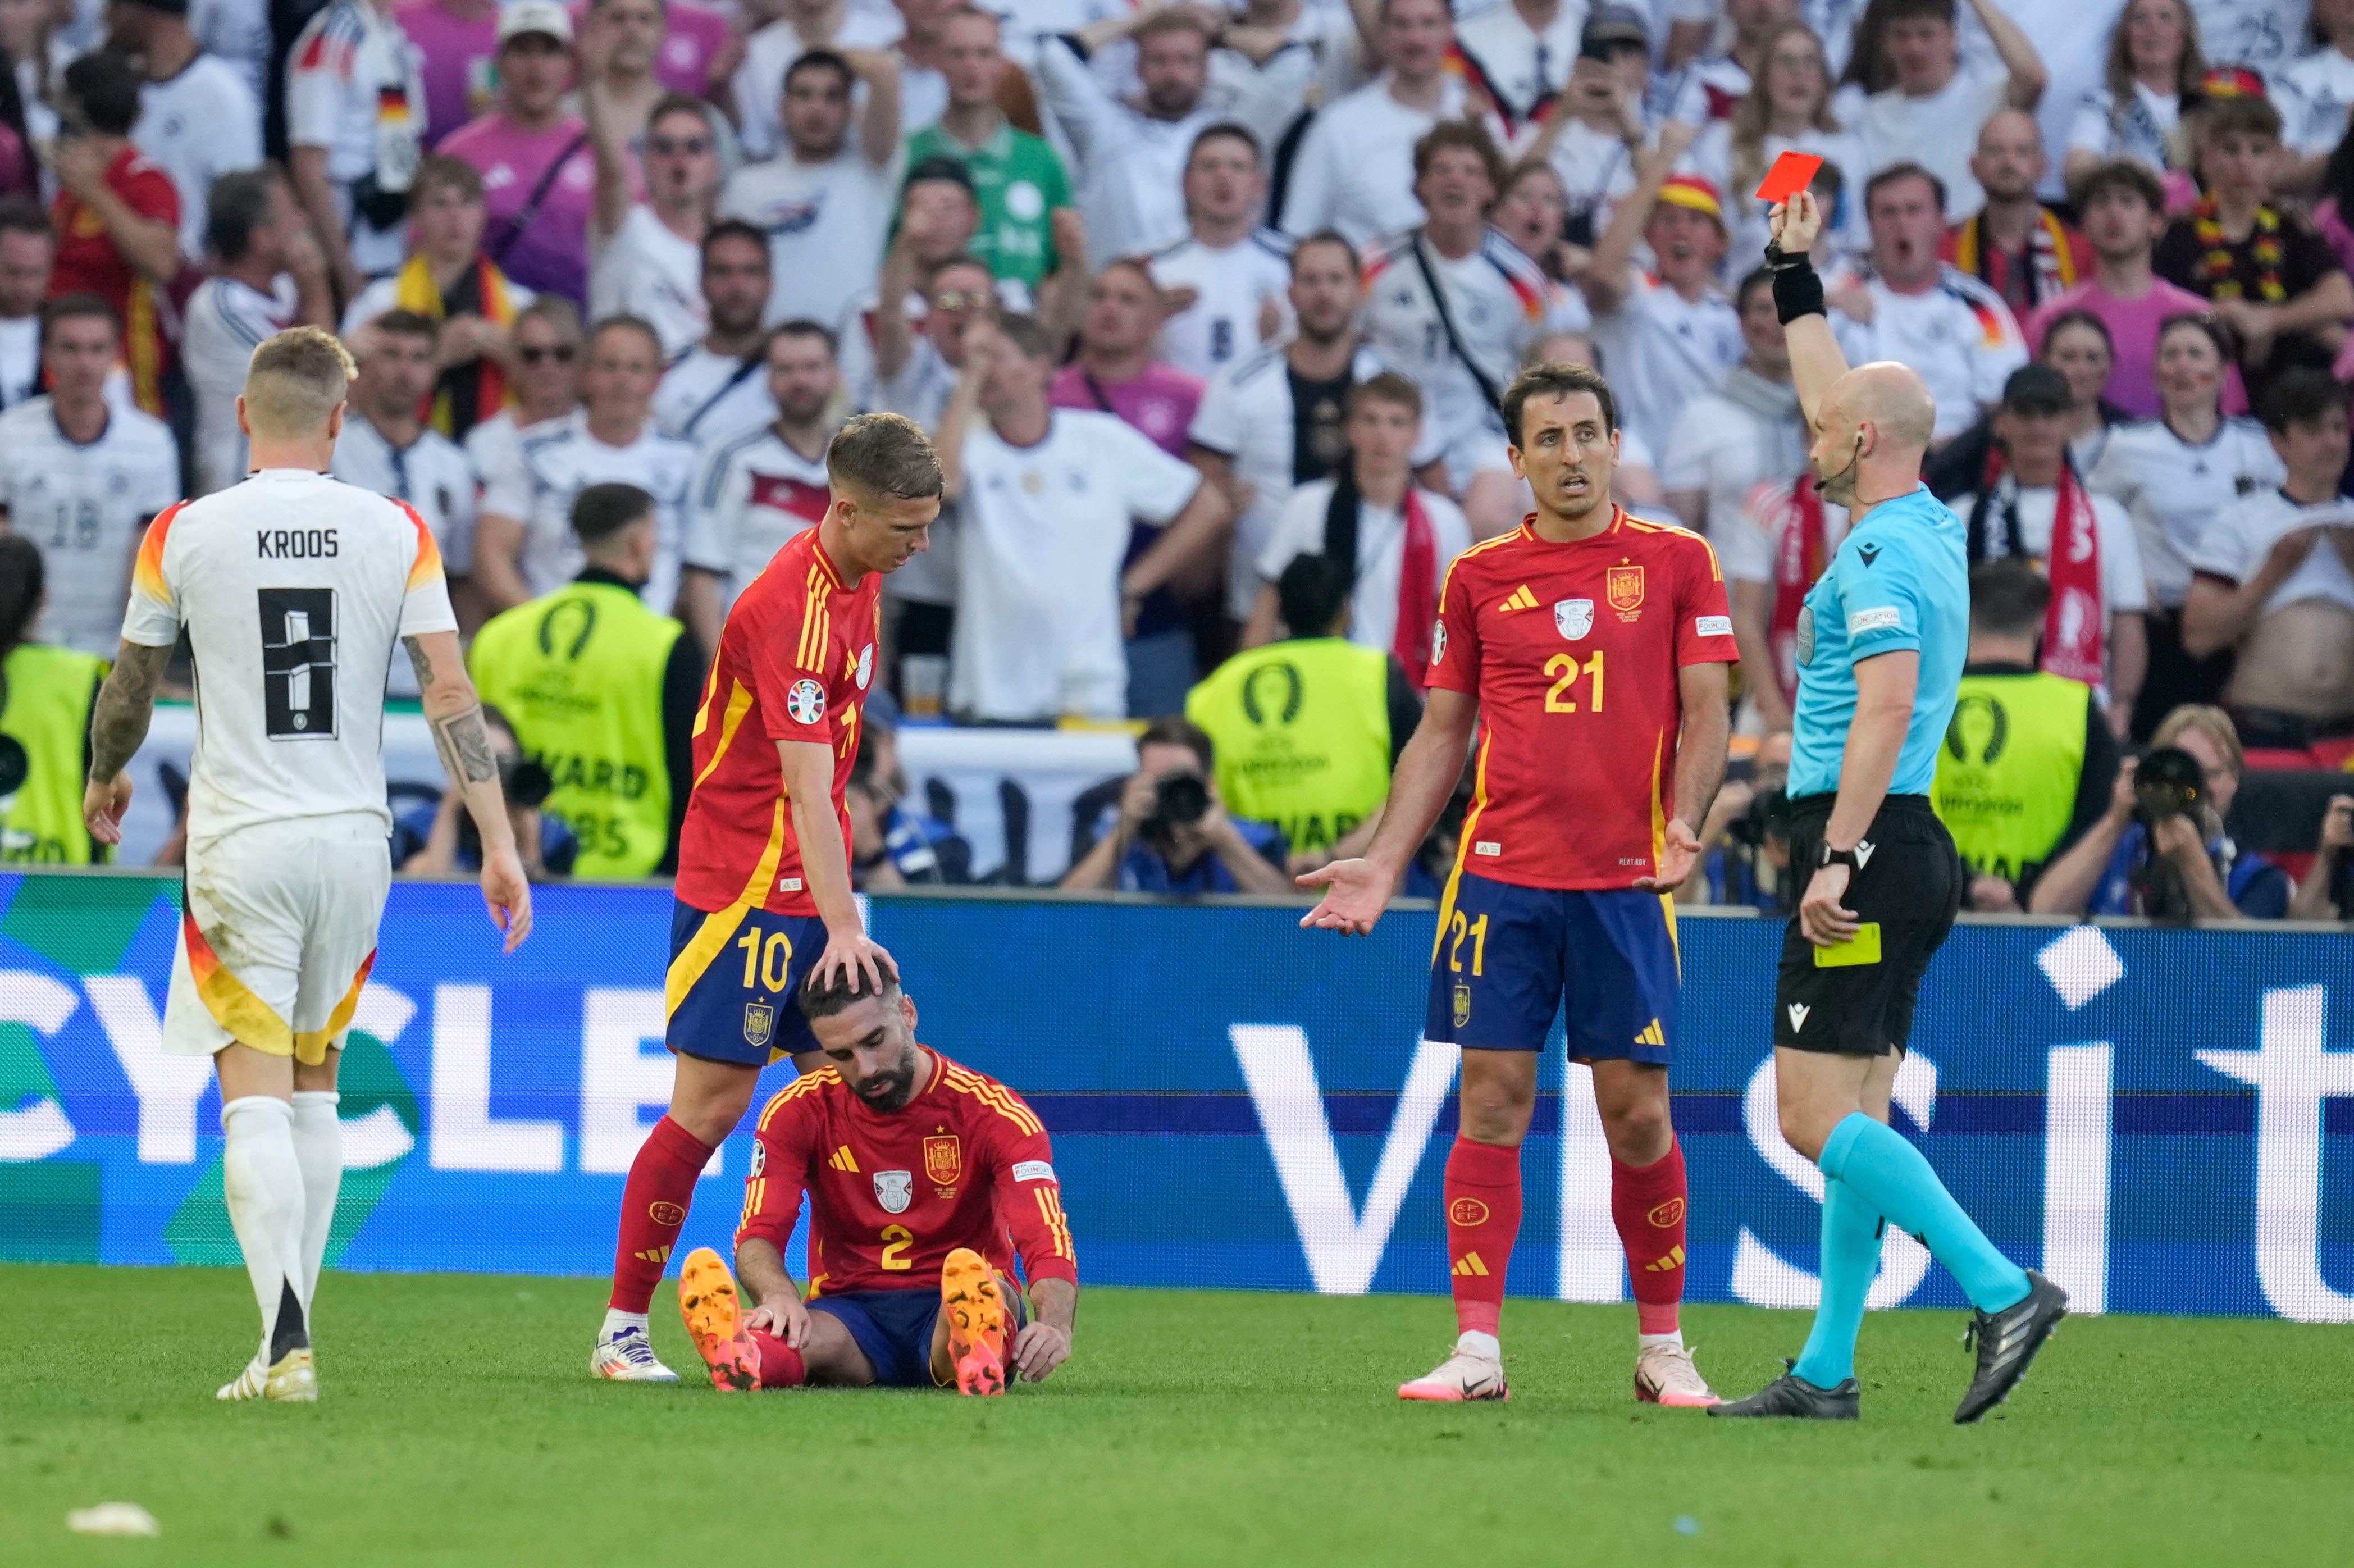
[468, 481, 704, 881]
[1690, 729, 1795, 910]
[393, 706, 577, 878]
[2029, 705, 2291, 921]
[1060, 715, 1292, 896]
[2289, 794, 2354, 921]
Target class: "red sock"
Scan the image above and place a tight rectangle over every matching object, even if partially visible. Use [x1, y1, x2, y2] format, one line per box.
[1612, 1139, 1689, 1336]
[608, 1115, 713, 1313]
[1444, 1137, 1522, 1337]
[747, 1328, 806, 1388]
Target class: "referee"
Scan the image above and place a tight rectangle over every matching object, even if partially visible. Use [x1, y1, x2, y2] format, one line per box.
[1711, 190, 2068, 1425]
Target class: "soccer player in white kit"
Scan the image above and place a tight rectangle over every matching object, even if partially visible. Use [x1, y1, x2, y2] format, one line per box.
[81, 327, 533, 1402]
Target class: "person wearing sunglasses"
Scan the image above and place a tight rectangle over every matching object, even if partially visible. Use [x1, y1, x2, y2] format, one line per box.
[589, 79, 722, 360]
[461, 294, 585, 554]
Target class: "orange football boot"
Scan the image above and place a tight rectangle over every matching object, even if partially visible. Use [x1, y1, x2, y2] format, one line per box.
[677, 1247, 761, 1392]
[939, 1248, 1010, 1396]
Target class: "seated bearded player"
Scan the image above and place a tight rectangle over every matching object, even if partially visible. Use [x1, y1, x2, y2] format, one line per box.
[677, 968, 1079, 1394]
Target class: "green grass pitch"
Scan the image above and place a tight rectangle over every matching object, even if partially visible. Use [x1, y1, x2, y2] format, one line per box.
[4, 1264, 2350, 1567]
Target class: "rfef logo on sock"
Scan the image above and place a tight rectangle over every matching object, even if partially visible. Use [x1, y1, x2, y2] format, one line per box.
[1448, 1197, 1490, 1227]
[1648, 1197, 1686, 1228]
[648, 1201, 685, 1225]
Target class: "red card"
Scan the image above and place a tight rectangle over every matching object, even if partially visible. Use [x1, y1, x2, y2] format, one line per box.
[1755, 151, 1825, 204]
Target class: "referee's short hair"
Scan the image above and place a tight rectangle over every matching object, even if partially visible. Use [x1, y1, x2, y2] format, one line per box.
[1501, 361, 1616, 445]
[1968, 558, 2049, 639]
[243, 325, 355, 439]
[1278, 553, 1353, 638]
[572, 481, 655, 546]
[827, 411, 944, 500]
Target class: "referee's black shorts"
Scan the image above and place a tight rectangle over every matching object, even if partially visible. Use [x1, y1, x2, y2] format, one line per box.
[1774, 793, 1964, 1058]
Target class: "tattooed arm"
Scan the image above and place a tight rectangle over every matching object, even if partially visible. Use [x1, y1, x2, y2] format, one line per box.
[406, 630, 535, 951]
[81, 641, 174, 846]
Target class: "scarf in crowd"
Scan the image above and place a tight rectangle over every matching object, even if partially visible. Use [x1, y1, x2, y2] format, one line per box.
[1754, 476, 1828, 702]
[1949, 207, 2079, 311]
[394, 253, 517, 436]
[2194, 196, 2286, 303]
[1967, 454, 2108, 688]
[1324, 463, 1438, 690]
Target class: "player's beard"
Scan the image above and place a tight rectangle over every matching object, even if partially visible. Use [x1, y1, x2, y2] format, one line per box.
[852, 1043, 923, 1111]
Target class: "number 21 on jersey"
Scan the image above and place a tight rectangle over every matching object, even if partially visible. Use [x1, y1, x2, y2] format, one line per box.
[1544, 650, 1604, 713]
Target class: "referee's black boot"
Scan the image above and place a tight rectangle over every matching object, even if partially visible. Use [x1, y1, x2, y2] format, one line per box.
[1953, 1270, 2069, 1425]
[1707, 1361, 1859, 1420]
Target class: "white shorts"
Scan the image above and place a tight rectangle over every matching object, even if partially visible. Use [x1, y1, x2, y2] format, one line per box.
[164, 812, 394, 1066]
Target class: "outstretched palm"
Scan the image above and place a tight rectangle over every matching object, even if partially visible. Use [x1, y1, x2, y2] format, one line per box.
[1297, 858, 1393, 936]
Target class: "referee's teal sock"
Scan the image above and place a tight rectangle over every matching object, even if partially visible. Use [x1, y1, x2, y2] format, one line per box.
[1818, 1113, 2031, 1314]
[1791, 1174, 1880, 1388]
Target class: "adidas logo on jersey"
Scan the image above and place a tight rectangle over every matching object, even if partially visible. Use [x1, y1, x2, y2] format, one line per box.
[1497, 585, 1540, 613]
[826, 1145, 859, 1173]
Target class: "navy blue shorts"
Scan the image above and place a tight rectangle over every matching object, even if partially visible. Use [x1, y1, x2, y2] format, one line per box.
[808, 1284, 1030, 1389]
[1424, 874, 1679, 1063]
[663, 899, 828, 1066]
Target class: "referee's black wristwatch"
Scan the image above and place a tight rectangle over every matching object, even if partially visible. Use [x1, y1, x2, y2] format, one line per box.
[1817, 841, 1862, 872]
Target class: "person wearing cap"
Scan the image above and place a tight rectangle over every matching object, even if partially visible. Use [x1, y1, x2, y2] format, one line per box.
[1280, 0, 1500, 249]
[1948, 362, 2148, 720]
[1363, 122, 1585, 494]
[285, 0, 427, 303]
[113, 0, 262, 265]
[1941, 109, 2091, 318]
[901, 6, 1076, 293]
[722, 48, 904, 335]
[1584, 123, 1745, 460]
[441, 1, 599, 311]
[1521, 4, 1655, 246]
[2154, 89, 2353, 399]
[1830, 163, 2027, 446]
[1851, 0, 2046, 224]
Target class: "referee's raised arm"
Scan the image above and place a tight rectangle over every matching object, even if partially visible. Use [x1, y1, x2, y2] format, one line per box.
[1763, 190, 1943, 946]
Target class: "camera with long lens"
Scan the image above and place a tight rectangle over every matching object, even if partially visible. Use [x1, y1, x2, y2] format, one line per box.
[458, 756, 555, 860]
[2131, 746, 2210, 922]
[2133, 746, 2205, 824]
[1141, 769, 1211, 844]
[1725, 785, 1790, 850]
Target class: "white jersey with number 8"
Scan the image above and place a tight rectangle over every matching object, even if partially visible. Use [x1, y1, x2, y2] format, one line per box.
[121, 468, 460, 842]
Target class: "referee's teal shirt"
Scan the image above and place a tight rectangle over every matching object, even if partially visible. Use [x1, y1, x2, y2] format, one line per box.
[1787, 484, 1970, 800]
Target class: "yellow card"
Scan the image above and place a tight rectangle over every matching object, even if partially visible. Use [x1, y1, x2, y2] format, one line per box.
[1813, 922, 1882, 968]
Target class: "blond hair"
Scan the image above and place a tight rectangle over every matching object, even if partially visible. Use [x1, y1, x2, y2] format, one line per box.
[2152, 704, 2245, 778]
[243, 326, 355, 439]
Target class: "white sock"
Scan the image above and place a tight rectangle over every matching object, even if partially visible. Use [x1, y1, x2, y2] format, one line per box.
[289, 1091, 343, 1312]
[221, 1096, 308, 1360]
[602, 1307, 650, 1340]
[1638, 1330, 1686, 1355]
[1456, 1330, 1502, 1360]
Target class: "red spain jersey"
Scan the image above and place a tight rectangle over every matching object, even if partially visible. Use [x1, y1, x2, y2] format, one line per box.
[1428, 508, 1738, 889]
[674, 526, 878, 916]
[51, 147, 180, 416]
[736, 1049, 1078, 1297]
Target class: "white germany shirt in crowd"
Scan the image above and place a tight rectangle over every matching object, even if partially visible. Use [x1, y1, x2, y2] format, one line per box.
[1948, 478, 2152, 624]
[1148, 229, 1294, 385]
[2189, 486, 2354, 618]
[330, 411, 477, 699]
[1363, 227, 1586, 484]
[183, 274, 300, 496]
[120, 469, 459, 838]
[2087, 417, 2283, 609]
[591, 207, 706, 361]
[720, 147, 898, 333]
[1832, 268, 2027, 443]
[1590, 273, 1745, 463]
[950, 408, 1202, 723]
[1256, 477, 1472, 655]
[480, 408, 698, 612]
[1280, 73, 1482, 249]
[135, 52, 264, 262]
[653, 346, 778, 448]
[0, 396, 180, 657]
[682, 424, 831, 612]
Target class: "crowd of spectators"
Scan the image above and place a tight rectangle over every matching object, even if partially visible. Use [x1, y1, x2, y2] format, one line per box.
[2, 0, 2354, 919]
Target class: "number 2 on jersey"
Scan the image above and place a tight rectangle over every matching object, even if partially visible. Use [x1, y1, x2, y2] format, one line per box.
[1544, 650, 1604, 713]
[879, 1224, 914, 1270]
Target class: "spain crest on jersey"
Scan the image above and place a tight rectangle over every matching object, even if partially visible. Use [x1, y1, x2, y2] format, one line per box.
[1555, 598, 1593, 640]
[924, 1134, 962, 1186]
[1607, 564, 1645, 615]
[874, 1170, 914, 1214]
[742, 1001, 774, 1049]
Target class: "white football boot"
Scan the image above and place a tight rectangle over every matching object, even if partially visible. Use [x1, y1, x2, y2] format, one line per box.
[591, 1317, 679, 1382]
[217, 1347, 317, 1402]
[1398, 1333, 1510, 1402]
[1634, 1340, 1720, 1407]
